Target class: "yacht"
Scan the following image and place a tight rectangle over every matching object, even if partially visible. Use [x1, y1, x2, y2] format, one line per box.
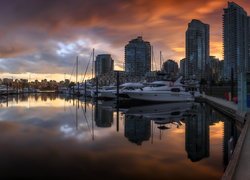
[92, 83, 144, 99]
[126, 77, 200, 102]
[0, 85, 8, 94]
[127, 86, 195, 102]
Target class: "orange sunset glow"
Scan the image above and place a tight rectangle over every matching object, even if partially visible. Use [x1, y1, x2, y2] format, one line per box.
[0, 0, 250, 81]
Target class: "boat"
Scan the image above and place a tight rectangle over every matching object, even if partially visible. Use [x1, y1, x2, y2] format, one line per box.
[92, 82, 144, 99]
[126, 76, 201, 102]
[0, 85, 8, 94]
[91, 85, 116, 98]
[114, 82, 144, 98]
[127, 86, 195, 102]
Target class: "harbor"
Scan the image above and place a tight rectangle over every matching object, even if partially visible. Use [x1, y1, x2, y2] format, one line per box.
[0, 71, 249, 179]
[0, 0, 250, 179]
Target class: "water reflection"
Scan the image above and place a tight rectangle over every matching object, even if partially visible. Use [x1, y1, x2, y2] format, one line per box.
[0, 94, 241, 179]
[94, 102, 113, 128]
[124, 115, 151, 145]
[185, 103, 210, 162]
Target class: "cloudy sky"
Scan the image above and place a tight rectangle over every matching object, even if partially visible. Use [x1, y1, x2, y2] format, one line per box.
[0, 0, 249, 81]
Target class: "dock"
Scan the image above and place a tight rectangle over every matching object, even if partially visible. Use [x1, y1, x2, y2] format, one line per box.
[201, 94, 250, 180]
[201, 94, 239, 120]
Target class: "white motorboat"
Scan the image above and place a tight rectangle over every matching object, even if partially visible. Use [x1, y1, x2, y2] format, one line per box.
[114, 82, 144, 98]
[93, 83, 144, 99]
[0, 85, 8, 94]
[91, 85, 116, 98]
[127, 86, 195, 102]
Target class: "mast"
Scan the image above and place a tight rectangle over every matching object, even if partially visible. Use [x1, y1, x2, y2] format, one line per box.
[152, 46, 155, 71]
[160, 51, 162, 71]
[151, 46, 153, 71]
[76, 56, 80, 94]
[92, 48, 95, 78]
[76, 56, 78, 84]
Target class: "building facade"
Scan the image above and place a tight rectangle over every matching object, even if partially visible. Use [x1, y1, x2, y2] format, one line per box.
[223, 2, 250, 80]
[185, 19, 209, 80]
[180, 58, 186, 76]
[125, 36, 151, 76]
[95, 54, 114, 76]
[162, 59, 178, 77]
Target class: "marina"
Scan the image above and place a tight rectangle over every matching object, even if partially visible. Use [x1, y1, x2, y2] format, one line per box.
[0, 0, 249, 179]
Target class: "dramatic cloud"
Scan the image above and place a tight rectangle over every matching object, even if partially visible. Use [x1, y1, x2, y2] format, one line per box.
[0, 0, 249, 80]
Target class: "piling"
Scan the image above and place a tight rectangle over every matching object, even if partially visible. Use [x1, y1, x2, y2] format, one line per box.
[84, 80, 87, 101]
[96, 77, 99, 98]
[116, 71, 120, 132]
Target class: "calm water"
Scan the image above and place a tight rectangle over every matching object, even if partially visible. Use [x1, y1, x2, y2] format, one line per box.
[0, 94, 241, 179]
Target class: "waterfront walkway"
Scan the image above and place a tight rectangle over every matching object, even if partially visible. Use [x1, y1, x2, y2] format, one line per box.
[201, 94, 250, 180]
[201, 94, 238, 120]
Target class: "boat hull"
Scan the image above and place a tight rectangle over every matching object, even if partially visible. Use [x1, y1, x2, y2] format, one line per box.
[127, 91, 194, 102]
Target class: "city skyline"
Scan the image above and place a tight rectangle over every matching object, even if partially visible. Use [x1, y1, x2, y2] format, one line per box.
[0, 0, 250, 81]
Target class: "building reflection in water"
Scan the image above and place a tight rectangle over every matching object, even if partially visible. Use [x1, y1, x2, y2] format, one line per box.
[4, 93, 240, 167]
[185, 103, 210, 162]
[94, 103, 113, 128]
[124, 115, 151, 145]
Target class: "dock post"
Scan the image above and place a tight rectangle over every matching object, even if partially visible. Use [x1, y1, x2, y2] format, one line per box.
[77, 82, 80, 96]
[116, 71, 120, 132]
[96, 77, 98, 98]
[116, 71, 120, 102]
[84, 80, 87, 101]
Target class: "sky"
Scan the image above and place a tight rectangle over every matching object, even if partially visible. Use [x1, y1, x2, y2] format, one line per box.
[0, 0, 249, 81]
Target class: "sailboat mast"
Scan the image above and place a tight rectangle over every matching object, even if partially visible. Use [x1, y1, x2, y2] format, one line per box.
[152, 46, 154, 71]
[76, 56, 78, 84]
[160, 51, 162, 71]
[92, 48, 95, 78]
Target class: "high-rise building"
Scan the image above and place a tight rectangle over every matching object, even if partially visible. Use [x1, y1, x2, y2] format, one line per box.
[180, 58, 186, 76]
[125, 36, 151, 76]
[248, 16, 250, 72]
[95, 54, 114, 76]
[223, 2, 250, 80]
[162, 59, 178, 77]
[185, 19, 209, 80]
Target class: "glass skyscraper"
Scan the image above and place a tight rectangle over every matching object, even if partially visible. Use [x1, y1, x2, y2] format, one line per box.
[125, 36, 151, 76]
[185, 19, 209, 80]
[223, 2, 250, 80]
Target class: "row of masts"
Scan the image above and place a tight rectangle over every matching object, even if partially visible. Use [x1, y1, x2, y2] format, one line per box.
[73, 48, 166, 88]
[73, 49, 95, 95]
[151, 48, 164, 72]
